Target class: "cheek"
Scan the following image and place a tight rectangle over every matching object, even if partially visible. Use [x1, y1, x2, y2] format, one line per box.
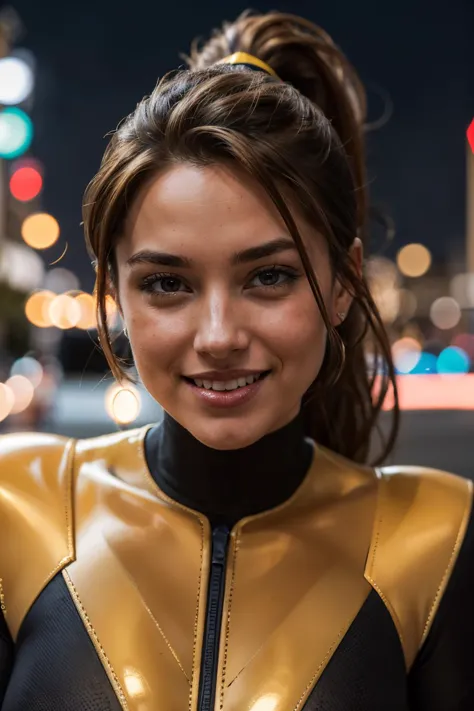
[259, 289, 327, 375]
[120, 293, 189, 373]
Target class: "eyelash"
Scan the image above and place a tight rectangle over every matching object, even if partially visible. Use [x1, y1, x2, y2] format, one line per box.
[139, 266, 300, 297]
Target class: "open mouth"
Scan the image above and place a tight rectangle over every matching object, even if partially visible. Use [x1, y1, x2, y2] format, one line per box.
[183, 371, 271, 392]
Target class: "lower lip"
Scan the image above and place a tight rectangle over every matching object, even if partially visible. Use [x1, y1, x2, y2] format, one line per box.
[184, 375, 267, 409]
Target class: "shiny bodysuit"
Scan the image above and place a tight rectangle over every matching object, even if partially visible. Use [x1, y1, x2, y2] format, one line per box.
[0, 413, 473, 710]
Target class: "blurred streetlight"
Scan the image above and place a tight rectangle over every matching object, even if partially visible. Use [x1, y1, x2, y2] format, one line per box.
[397, 244, 432, 278]
[105, 383, 141, 425]
[430, 297, 462, 330]
[0, 55, 34, 104]
[0, 106, 33, 159]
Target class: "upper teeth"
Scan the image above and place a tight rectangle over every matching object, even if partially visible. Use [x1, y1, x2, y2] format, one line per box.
[193, 374, 262, 390]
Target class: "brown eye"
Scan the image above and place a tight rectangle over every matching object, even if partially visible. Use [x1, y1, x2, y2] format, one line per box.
[140, 273, 191, 296]
[159, 277, 183, 292]
[257, 270, 281, 286]
[249, 267, 299, 290]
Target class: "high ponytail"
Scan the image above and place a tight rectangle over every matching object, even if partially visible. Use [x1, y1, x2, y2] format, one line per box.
[187, 11, 368, 232]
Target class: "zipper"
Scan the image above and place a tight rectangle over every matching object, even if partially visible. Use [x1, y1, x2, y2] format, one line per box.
[198, 524, 230, 711]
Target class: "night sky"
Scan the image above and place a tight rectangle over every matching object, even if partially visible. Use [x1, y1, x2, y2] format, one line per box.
[9, 0, 474, 292]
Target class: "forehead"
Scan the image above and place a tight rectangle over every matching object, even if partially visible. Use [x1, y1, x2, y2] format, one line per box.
[120, 163, 322, 262]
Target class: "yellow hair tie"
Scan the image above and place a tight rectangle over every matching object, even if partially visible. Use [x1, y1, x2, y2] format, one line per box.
[218, 52, 281, 80]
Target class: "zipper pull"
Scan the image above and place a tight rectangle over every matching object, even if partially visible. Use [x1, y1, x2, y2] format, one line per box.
[212, 525, 229, 566]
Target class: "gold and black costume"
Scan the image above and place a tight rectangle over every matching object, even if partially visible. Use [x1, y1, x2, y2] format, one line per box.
[0, 413, 473, 710]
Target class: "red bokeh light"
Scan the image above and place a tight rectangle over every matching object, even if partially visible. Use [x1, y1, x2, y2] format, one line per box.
[9, 166, 43, 202]
[468, 118, 474, 153]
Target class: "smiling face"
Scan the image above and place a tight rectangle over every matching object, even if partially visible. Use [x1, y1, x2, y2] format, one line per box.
[115, 163, 355, 450]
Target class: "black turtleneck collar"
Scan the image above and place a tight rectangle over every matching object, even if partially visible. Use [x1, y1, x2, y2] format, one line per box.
[144, 411, 313, 528]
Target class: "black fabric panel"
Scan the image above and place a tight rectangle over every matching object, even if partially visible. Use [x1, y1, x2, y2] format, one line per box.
[304, 589, 408, 710]
[407, 505, 474, 711]
[0, 610, 14, 703]
[2, 573, 122, 711]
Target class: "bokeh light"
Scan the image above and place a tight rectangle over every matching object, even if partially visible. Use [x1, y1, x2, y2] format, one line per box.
[21, 213, 60, 250]
[392, 337, 422, 374]
[10, 165, 43, 201]
[398, 289, 418, 320]
[430, 297, 461, 330]
[0, 383, 15, 423]
[450, 273, 474, 308]
[75, 293, 97, 329]
[365, 257, 400, 323]
[105, 383, 141, 424]
[437, 346, 470, 375]
[5, 375, 35, 414]
[25, 290, 56, 328]
[452, 333, 474, 360]
[0, 56, 34, 105]
[48, 294, 82, 329]
[0, 241, 44, 292]
[44, 268, 80, 294]
[409, 352, 438, 374]
[11, 356, 43, 388]
[0, 107, 33, 159]
[397, 244, 432, 278]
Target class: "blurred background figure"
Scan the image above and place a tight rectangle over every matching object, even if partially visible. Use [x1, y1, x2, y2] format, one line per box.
[0, 0, 473, 475]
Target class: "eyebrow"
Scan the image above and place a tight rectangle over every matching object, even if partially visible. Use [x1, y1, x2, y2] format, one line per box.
[126, 237, 297, 269]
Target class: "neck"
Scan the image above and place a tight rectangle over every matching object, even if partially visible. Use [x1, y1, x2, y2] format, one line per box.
[144, 411, 313, 527]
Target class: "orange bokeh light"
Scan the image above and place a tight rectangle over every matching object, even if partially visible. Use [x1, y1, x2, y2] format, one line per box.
[25, 290, 55, 328]
[48, 294, 81, 329]
[6, 375, 35, 414]
[0, 383, 15, 422]
[75, 292, 97, 329]
[21, 213, 60, 249]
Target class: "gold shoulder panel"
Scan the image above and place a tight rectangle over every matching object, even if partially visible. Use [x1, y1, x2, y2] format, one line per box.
[67, 424, 209, 710]
[0, 432, 76, 638]
[365, 465, 473, 669]
[216, 445, 379, 711]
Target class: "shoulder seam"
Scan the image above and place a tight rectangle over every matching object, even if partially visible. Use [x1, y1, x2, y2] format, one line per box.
[419, 478, 473, 649]
[365, 473, 405, 647]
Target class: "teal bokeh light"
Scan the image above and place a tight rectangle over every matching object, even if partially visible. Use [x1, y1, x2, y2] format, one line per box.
[410, 352, 437, 374]
[0, 107, 33, 159]
[437, 346, 470, 374]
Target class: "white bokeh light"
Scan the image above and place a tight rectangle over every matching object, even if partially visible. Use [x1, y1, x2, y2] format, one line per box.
[0, 56, 34, 105]
[0, 240, 44, 292]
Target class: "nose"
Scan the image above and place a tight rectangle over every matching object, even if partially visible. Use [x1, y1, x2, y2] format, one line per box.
[193, 290, 249, 359]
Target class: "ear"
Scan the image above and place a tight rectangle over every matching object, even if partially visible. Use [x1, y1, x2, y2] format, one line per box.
[331, 237, 363, 326]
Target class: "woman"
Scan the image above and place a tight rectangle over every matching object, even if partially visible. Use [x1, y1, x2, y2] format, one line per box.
[0, 11, 472, 711]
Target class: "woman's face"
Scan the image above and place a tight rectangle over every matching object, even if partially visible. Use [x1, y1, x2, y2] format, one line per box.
[115, 164, 355, 450]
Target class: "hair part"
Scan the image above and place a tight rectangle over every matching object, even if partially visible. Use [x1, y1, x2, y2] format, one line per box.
[83, 10, 399, 465]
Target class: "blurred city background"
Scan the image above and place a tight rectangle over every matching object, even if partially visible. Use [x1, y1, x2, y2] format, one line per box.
[0, 0, 473, 476]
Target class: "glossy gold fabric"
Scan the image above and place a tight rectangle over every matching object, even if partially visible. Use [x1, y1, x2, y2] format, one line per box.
[0, 433, 74, 638]
[366, 465, 473, 669]
[0, 428, 472, 711]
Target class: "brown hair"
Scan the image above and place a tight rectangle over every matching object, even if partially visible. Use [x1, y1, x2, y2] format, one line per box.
[83, 10, 399, 464]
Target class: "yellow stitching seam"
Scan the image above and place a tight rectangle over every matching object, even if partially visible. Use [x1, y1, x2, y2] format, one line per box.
[134, 426, 206, 708]
[219, 531, 240, 710]
[189, 517, 204, 711]
[292, 614, 356, 711]
[0, 577, 5, 614]
[364, 475, 405, 650]
[64, 438, 76, 557]
[420, 479, 473, 647]
[63, 568, 129, 710]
